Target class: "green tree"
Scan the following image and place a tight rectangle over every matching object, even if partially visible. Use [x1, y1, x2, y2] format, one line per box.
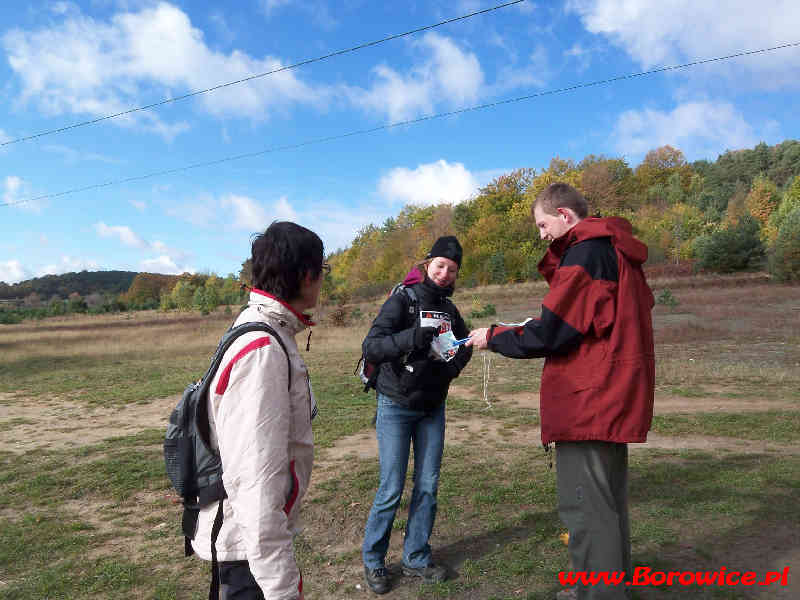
[48, 295, 65, 316]
[764, 175, 800, 246]
[68, 292, 87, 312]
[170, 280, 196, 310]
[693, 215, 764, 273]
[193, 286, 207, 313]
[768, 208, 800, 281]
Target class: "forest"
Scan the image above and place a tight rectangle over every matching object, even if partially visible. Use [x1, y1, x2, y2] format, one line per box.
[2, 139, 800, 323]
[323, 140, 800, 301]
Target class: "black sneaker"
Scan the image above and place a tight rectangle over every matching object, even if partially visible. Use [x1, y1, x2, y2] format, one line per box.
[401, 563, 447, 583]
[364, 566, 391, 595]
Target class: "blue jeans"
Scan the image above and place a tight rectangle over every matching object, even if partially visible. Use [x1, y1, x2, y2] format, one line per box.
[362, 393, 446, 569]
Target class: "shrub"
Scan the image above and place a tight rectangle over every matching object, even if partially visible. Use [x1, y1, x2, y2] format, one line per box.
[693, 215, 764, 273]
[768, 208, 800, 282]
[328, 307, 349, 327]
[656, 289, 679, 308]
[469, 298, 497, 319]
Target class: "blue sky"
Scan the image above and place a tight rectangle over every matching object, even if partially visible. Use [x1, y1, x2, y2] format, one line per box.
[2, 0, 799, 283]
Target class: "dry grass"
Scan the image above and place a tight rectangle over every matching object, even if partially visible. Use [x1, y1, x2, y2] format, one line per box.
[0, 276, 798, 599]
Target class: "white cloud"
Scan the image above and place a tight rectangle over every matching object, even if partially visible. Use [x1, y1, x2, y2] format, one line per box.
[259, 0, 337, 29]
[94, 222, 147, 248]
[351, 33, 484, 121]
[177, 193, 298, 231]
[379, 159, 479, 206]
[3, 175, 41, 213]
[3, 175, 24, 203]
[260, 0, 293, 15]
[567, 0, 800, 87]
[612, 100, 760, 160]
[0, 259, 28, 284]
[1, 3, 326, 137]
[273, 195, 297, 221]
[94, 222, 191, 267]
[220, 194, 271, 231]
[140, 255, 194, 275]
[42, 143, 120, 164]
[493, 44, 551, 94]
[130, 199, 147, 211]
[37, 256, 100, 277]
[51, 1, 79, 16]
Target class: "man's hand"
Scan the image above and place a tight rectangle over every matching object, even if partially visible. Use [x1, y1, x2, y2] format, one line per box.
[467, 327, 490, 350]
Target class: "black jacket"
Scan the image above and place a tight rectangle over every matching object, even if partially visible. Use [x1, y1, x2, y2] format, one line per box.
[362, 278, 472, 411]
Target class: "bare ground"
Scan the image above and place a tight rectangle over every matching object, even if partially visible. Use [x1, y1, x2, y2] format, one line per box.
[2, 387, 798, 457]
[2, 388, 797, 599]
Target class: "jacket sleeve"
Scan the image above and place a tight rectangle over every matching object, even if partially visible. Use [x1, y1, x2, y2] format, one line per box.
[362, 293, 416, 362]
[488, 242, 617, 359]
[446, 304, 473, 377]
[216, 342, 301, 600]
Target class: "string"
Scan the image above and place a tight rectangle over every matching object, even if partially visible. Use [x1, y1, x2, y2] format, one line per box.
[482, 350, 493, 410]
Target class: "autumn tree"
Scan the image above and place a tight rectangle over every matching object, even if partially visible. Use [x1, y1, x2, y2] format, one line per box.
[579, 156, 633, 213]
[745, 175, 780, 226]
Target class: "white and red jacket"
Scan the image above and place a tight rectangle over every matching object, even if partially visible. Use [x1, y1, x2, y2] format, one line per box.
[191, 290, 315, 600]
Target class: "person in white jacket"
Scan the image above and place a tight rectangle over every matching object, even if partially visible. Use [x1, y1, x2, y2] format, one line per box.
[192, 221, 327, 600]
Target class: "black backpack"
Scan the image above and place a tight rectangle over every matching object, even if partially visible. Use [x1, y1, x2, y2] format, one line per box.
[354, 283, 418, 392]
[164, 320, 290, 600]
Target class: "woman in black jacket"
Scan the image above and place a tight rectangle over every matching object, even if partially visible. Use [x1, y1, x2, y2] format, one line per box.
[361, 236, 472, 594]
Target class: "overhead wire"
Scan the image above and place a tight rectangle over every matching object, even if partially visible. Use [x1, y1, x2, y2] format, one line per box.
[4, 41, 799, 208]
[0, 0, 525, 147]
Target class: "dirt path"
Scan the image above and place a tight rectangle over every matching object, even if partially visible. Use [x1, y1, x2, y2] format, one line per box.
[465, 389, 798, 414]
[1, 389, 797, 456]
[0, 392, 179, 453]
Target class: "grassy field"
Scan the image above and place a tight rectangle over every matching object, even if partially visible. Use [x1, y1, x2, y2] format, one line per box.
[0, 274, 798, 599]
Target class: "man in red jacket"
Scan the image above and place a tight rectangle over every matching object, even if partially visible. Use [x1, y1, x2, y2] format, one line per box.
[468, 183, 655, 600]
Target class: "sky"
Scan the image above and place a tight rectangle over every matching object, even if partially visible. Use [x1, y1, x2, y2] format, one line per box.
[2, 0, 799, 284]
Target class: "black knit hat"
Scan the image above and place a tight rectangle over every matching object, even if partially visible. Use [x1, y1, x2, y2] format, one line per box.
[426, 236, 462, 267]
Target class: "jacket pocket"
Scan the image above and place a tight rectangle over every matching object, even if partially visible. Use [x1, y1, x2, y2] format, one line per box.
[398, 358, 429, 395]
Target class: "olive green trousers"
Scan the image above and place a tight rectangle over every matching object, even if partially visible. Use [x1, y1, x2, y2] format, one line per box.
[556, 441, 632, 600]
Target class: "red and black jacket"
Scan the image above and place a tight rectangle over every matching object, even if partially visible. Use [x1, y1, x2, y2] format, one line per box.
[488, 217, 655, 444]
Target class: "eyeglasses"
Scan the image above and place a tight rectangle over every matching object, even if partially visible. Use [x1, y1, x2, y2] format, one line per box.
[321, 263, 331, 275]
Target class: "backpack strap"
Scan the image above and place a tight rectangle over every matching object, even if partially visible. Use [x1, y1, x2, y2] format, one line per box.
[195, 322, 292, 453]
[395, 284, 419, 326]
[209, 498, 225, 600]
[193, 321, 293, 600]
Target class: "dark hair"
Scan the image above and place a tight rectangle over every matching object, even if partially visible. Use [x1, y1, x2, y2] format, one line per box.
[533, 183, 589, 219]
[251, 221, 324, 301]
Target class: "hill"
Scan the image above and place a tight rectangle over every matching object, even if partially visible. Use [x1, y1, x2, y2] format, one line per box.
[326, 139, 800, 300]
[0, 270, 139, 301]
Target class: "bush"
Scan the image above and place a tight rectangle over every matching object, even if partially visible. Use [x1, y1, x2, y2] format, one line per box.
[328, 307, 349, 327]
[693, 215, 764, 273]
[768, 208, 800, 282]
[656, 289, 679, 308]
[470, 303, 497, 319]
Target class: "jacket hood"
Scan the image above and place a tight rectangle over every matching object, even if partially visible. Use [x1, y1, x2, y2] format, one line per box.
[553, 217, 648, 265]
[402, 266, 424, 286]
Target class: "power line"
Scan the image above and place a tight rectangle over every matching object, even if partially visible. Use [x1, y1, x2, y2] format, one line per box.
[0, 0, 525, 147]
[4, 41, 799, 208]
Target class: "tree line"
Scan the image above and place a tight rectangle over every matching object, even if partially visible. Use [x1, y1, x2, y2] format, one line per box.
[3, 140, 799, 325]
[0, 271, 247, 324]
[323, 140, 800, 303]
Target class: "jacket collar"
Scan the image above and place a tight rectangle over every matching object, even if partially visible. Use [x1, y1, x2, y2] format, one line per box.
[249, 289, 315, 333]
[418, 275, 454, 300]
